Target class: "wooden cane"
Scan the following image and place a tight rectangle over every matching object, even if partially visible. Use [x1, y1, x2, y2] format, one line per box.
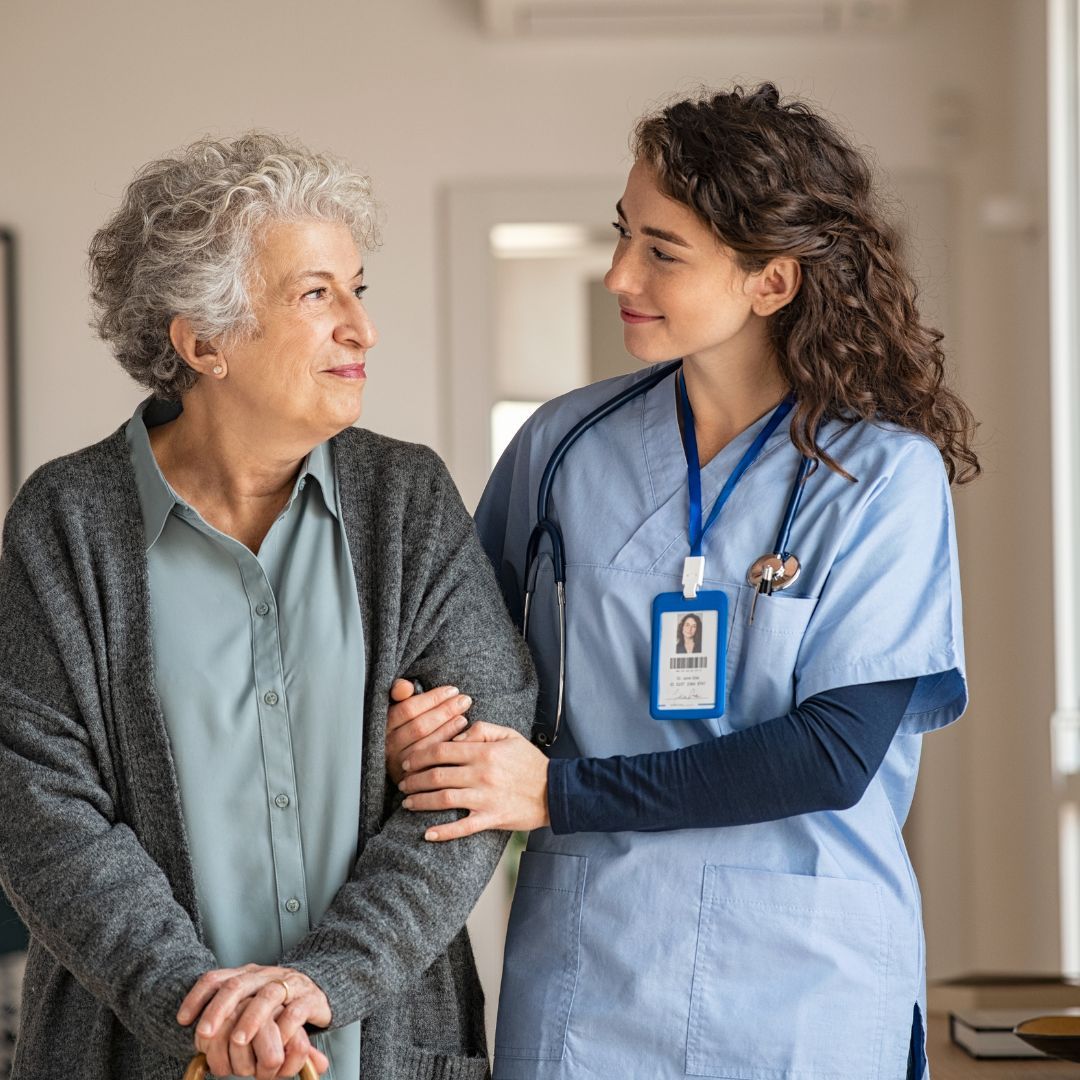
[184, 1052, 318, 1080]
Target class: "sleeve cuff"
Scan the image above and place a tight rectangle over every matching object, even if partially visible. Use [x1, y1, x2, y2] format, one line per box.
[547, 758, 573, 835]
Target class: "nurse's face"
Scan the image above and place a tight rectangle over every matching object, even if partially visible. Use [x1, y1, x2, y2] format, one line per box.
[603, 160, 782, 367]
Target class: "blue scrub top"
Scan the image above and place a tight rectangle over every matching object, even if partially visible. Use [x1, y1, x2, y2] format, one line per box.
[476, 366, 966, 1080]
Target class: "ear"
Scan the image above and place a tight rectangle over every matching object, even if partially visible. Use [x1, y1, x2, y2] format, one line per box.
[750, 257, 802, 317]
[168, 316, 223, 376]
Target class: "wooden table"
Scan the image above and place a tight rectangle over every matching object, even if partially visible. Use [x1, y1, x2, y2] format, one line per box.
[928, 1012, 1080, 1078]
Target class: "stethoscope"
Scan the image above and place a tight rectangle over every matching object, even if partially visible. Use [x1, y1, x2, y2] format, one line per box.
[521, 360, 813, 747]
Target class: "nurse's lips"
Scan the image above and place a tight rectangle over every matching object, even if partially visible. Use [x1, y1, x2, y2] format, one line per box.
[619, 307, 664, 325]
[325, 363, 366, 379]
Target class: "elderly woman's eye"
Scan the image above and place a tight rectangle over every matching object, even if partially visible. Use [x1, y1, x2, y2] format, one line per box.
[302, 287, 327, 300]
[354, 284, 369, 299]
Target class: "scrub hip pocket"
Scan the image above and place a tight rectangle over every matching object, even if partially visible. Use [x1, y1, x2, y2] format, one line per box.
[494, 850, 587, 1063]
[685, 864, 888, 1079]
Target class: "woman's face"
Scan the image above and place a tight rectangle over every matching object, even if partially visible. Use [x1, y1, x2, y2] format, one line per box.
[603, 160, 766, 367]
[219, 219, 377, 444]
[682, 616, 699, 641]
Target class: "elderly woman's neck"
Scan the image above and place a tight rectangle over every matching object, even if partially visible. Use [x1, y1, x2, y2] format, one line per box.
[148, 394, 318, 553]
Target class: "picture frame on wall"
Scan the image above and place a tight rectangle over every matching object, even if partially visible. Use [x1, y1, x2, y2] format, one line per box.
[0, 230, 16, 512]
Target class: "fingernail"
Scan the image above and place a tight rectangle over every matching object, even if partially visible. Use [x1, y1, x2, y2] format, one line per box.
[458, 695, 472, 709]
[444, 686, 459, 698]
[401, 759, 411, 772]
[198, 1022, 213, 1036]
[425, 829, 439, 841]
[233, 1031, 248, 1046]
[402, 797, 414, 809]
[454, 716, 469, 730]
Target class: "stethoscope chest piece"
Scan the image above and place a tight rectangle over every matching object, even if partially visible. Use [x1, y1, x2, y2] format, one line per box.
[746, 553, 801, 593]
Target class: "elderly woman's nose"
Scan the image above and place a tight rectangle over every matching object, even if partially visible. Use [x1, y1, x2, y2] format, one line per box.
[338, 297, 378, 349]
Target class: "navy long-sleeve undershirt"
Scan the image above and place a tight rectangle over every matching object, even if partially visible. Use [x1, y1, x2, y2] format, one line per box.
[546, 678, 916, 834]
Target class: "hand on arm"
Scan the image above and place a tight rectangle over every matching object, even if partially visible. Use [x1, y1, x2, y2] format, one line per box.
[397, 679, 916, 837]
[398, 720, 551, 840]
[385, 680, 473, 785]
[178, 965, 331, 1079]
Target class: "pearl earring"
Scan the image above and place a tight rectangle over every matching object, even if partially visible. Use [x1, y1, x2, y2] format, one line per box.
[212, 365, 224, 376]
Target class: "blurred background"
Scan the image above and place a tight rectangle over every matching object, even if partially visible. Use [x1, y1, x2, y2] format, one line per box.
[0, 0, 1073, 1054]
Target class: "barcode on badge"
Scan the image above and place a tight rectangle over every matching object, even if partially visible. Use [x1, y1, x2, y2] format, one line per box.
[669, 656, 708, 670]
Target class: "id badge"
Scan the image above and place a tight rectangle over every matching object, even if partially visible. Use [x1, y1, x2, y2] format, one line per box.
[650, 590, 727, 721]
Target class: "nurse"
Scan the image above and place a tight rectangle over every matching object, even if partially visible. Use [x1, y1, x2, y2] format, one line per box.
[390, 83, 978, 1080]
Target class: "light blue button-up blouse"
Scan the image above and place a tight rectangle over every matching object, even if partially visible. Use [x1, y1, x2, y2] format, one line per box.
[126, 399, 365, 1080]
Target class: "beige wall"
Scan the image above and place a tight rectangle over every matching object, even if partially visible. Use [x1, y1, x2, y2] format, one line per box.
[0, 0, 1057, 990]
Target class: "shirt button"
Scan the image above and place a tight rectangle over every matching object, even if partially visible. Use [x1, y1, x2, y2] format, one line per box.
[284, 898, 301, 914]
[263, 690, 279, 706]
[299, 478, 307, 491]
[255, 602, 270, 617]
[274, 793, 290, 809]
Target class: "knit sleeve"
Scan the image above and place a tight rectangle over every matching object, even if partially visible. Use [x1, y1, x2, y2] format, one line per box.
[0, 497, 214, 1062]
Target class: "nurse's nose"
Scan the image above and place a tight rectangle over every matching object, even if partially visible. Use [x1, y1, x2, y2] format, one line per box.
[603, 244, 640, 298]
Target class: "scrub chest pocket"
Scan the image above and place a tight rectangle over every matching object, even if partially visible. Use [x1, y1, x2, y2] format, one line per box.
[726, 590, 817, 729]
[495, 851, 587, 1062]
[686, 865, 888, 1079]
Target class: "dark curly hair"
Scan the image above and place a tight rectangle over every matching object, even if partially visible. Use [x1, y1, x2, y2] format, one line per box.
[633, 83, 979, 484]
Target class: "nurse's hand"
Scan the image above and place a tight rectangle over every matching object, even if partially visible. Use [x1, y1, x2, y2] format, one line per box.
[397, 723, 550, 840]
[386, 680, 473, 785]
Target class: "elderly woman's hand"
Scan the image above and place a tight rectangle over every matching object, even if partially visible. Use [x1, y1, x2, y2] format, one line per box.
[178, 964, 331, 1079]
[386, 680, 473, 785]
[397, 722, 551, 840]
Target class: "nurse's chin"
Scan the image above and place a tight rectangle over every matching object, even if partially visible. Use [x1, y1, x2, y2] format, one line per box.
[621, 336, 677, 366]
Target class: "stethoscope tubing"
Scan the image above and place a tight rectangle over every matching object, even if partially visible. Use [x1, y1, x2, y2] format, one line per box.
[772, 453, 814, 558]
[531, 359, 684, 583]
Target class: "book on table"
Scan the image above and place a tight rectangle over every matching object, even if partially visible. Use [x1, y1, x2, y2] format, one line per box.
[949, 1007, 1080, 1059]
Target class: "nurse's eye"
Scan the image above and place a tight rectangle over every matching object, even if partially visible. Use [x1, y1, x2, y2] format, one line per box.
[612, 221, 629, 240]
[651, 247, 677, 263]
[353, 284, 369, 299]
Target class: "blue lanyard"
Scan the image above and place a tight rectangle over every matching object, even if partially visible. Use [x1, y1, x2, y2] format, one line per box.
[678, 372, 794, 557]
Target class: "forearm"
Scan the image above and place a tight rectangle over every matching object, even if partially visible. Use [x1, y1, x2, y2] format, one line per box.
[284, 677, 534, 1028]
[281, 805, 512, 1028]
[547, 679, 916, 834]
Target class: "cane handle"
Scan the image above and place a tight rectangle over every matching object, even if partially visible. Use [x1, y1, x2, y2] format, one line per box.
[184, 1053, 318, 1080]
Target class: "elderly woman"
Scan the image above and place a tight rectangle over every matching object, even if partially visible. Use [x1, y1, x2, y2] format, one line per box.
[0, 133, 534, 1080]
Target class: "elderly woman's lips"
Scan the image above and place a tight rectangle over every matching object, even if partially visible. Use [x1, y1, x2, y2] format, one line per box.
[326, 364, 366, 379]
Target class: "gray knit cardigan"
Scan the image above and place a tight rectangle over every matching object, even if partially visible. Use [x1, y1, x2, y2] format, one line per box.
[0, 422, 536, 1080]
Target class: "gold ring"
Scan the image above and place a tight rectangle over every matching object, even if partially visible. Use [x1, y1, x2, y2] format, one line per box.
[273, 977, 292, 1005]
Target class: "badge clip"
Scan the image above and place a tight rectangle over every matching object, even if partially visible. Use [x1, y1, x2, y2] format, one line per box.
[682, 556, 705, 599]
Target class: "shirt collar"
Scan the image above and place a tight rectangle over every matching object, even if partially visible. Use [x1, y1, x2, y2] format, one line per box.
[125, 398, 339, 552]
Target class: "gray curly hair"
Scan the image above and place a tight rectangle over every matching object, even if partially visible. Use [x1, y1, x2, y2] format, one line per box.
[88, 131, 379, 400]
